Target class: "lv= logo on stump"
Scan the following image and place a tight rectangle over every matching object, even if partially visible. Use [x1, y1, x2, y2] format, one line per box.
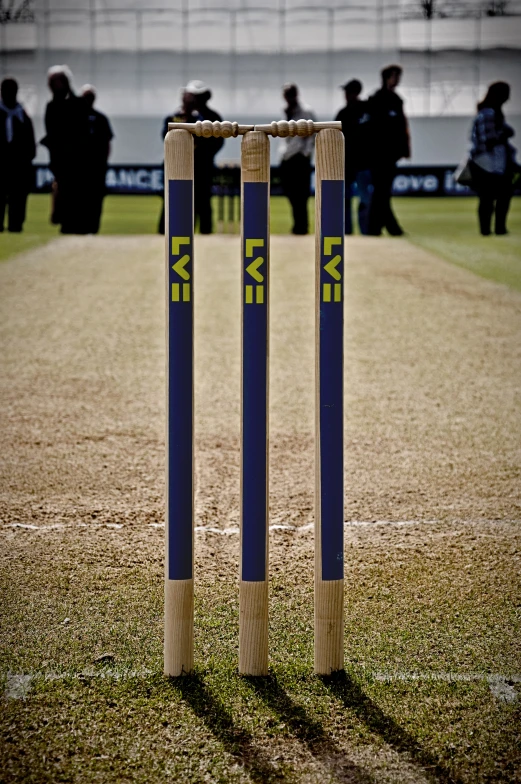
[171, 236, 192, 302]
[164, 119, 344, 678]
[245, 239, 265, 304]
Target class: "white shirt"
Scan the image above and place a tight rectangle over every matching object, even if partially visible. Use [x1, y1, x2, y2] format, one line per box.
[279, 102, 317, 162]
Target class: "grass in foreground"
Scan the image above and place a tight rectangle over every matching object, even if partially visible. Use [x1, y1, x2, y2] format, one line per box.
[1, 195, 520, 291]
[1, 522, 520, 783]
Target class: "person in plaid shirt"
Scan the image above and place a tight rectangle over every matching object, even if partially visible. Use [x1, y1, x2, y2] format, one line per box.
[469, 81, 516, 236]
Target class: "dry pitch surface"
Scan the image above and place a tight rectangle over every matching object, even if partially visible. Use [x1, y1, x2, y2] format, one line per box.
[1, 235, 520, 783]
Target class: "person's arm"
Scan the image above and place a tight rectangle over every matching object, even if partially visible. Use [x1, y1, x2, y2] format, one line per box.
[403, 116, 411, 159]
[500, 121, 514, 142]
[161, 116, 170, 139]
[25, 112, 37, 161]
[104, 115, 114, 163]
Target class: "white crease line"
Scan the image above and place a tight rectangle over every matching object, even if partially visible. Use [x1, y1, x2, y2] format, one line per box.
[373, 671, 521, 683]
[5, 519, 517, 535]
[489, 681, 518, 703]
[3, 669, 154, 699]
[4, 669, 519, 702]
[4, 674, 33, 699]
[4, 522, 123, 532]
[372, 671, 520, 704]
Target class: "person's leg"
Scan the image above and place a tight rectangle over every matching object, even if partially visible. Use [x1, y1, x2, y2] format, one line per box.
[344, 173, 354, 236]
[89, 192, 103, 234]
[284, 155, 310, 235]
[356, 169, 372, 236]
[469, 161, 494, 236]
[284, 157, 301, 234]
[293, 156, 310, 235]
[477, 194, 494, 236]
[199, 182, 213, 235]
[86, 171, 107, 234]
[280, 159, 292, 229]
[0, 184, 8, 231]
[158, 201, 165, 235]
[7, 187, 28, 232]
[193, 164, 214, 235]
[382, 163, 403, 236]
[494, 177, 513, 235]
[59, 173, 90, 234]
[367, 167, 385, 236]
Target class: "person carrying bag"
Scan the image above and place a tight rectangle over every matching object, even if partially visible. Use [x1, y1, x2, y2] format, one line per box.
[468, 81, 516, 236]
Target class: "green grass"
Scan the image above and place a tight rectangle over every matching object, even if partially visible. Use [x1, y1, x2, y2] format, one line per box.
[1, 526, 520, 783]
[2, 194, 520, 291]
[393, 198, 521, 291]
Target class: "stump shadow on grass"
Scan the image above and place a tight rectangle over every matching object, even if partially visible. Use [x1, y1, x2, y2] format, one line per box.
[168, 673, 281, 783]
[322, 671, 463, 784]
[247, 674, 374, 783]
[168, 672, 372, 783]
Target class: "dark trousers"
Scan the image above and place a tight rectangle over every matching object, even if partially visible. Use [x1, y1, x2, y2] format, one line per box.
[367, 161, 403, 236]
[345, 169, 372, 235]
[280, 154, 311, 235]
[0, 175, 30, 232]
[54, 173, 91, 235]
[194, 164, 214, 235]
[84, 170, 107, 234]
[158, 165, 215, 235]
[469, 161, 513, 235]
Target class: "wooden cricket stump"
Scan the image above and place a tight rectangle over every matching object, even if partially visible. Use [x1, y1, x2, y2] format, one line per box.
[164, 128, 195, 677]
[239, 130, 270, 676]
[162, 119, 345, 678]
[314, 128, 345, 675]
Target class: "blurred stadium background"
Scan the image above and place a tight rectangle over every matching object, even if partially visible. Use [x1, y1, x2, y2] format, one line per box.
[1, 0, 521, 167]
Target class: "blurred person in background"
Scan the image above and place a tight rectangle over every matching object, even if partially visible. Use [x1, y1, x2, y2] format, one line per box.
[367, 64, 410, 237]
[0, 77, 36, 232]
[280, 84, 316, 235]
[41, 65, 90, 234]
[188, 80, 224, 234]
[158, 87, 202, 235]
[469, 81, 517, 236]
[335, 79, 372, 235]
[81, 84, 114, 234]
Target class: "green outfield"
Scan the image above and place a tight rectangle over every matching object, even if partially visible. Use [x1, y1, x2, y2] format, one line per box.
[1, 194, 521, 291]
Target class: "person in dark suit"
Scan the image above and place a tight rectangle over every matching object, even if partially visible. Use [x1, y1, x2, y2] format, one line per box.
[81, 84, 114, 234]
[335, 79, 372, 235]
[0, 77, 36, 232]
[158, 88, 202, 235]
[41, 65, 91, 234]
[279, 83, 316, 235]
[367, 64, 410, 236]
[188, 80, 224, 234]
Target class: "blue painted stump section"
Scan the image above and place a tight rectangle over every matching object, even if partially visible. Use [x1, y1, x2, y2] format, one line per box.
[167, 178, 194, 581]
[319, 179, 345, 581]
[241, 181, 269, 582]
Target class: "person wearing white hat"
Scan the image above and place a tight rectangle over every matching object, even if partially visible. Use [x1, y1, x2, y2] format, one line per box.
[279, 83, 316, 235]
[159, 80, 224, 234]
[185, 80, 224, 234]
[158, 87, 202, 234]
[41, 65, 91, 233]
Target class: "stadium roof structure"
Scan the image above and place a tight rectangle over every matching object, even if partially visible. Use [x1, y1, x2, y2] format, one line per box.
[1, 0, 520, 118]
